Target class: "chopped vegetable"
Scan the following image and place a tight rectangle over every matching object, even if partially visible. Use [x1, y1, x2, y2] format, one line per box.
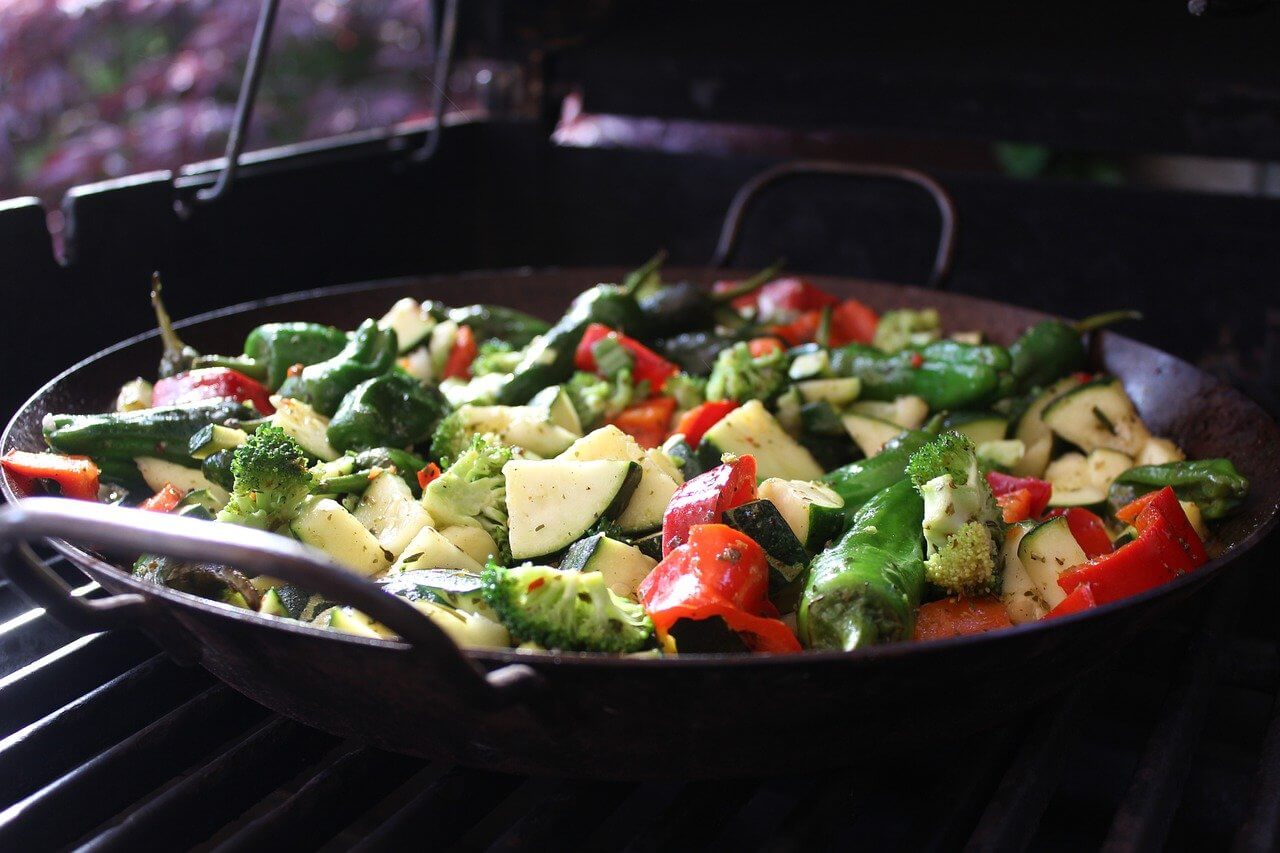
[913, 596, 1012, 642]
[139, 483, 186, 512]
[608, 396, 677, 449]
[662, 455, 757, 554]
[152, 367, 275, 415]
[1, 450, 101, 500]
[215, 425, 316, 532]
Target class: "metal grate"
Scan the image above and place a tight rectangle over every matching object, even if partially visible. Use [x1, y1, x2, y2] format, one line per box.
[0, 545, 1277, 851]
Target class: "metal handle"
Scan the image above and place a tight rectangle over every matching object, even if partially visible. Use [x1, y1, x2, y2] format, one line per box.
[0, 498, 541, 708]
[711, 160, 959, 289]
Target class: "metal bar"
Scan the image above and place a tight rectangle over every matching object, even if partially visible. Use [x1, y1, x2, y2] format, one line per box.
[485, 778, 634, 851]
[0, 685, 265, 851]
[80, 716, 336, 852]
[964, 687, 1090, 852]
[1101, 572, 1247, 852]
[412, 0, 460, 163]
[1234, 685, 1280, 852]
[0, 654, 208, 805]
[0, 582, 99, 676]
[175, 0, 281, 213]
[213, 744, 420, 852]
[349, 765, 522, 852]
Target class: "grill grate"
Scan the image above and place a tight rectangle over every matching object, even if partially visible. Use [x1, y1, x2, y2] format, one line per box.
[0, 546, 1276, 851]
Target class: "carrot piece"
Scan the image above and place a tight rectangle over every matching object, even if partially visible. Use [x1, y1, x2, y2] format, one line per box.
[139, 483, 186, 513]
[912, 596, 1012, 642]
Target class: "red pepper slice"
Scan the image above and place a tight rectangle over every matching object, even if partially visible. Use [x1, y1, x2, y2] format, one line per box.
[1133, 487, 1208, 567]
[996, 488, 1035, 524]
[912, 596, 1012, 641]
[416, 463, 442, 490]
[1045, 582, 1097, 618]
[1, 450, 100, 501]
[828, 299, 880, 346]
[747, 337, 785, 358]
[152, 367, 275, 415]
[756, 278, 839, 319]
[673, 400, 739, 448]
[987, 472, 1053, 519]
[661, 455, 757, 555]
[442, 325, 477, 380]
[639, 523, 801, 654]
[1044, 507, 1113, 559]
[575, 324, 679, 389]
[608, 397, 678, 449]
[771, 310, 823, 346]
[139, 483, 186, 513]
[1115, 489, 1162, 525]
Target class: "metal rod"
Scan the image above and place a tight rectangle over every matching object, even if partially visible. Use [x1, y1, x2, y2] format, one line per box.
[412, 0, 460, 163]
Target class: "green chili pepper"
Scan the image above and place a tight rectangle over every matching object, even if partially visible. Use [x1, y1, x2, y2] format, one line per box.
[447, 305, 550, 349]
[150, 274, 199, 379]
[275, 319, 398, 416]
[352, 447, 431, 495]
[828, 343, 1004, 410]
[798, 478, 926, 650]
[636, 262, 780, 339]
[1108, 459, 1249, 520]
[821, 429, 933, 519]
[1008, 310, 1142, 394]
[191, 322, 350, 388]
[326, 372, 451, 453]
[43, 400, 254, 466]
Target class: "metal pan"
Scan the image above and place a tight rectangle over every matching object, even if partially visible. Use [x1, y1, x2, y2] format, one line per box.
[2, 267, 1278, 779]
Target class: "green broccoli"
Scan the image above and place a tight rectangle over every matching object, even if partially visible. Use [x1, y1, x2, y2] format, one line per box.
[423, 435, 512, 558]
[663, 372, 707, 410]
[907, 432, 1004, 595]
[873, 308, 942, 352]
[706, 341, 787, 403]
[429, 409, 472, 467]
[216, 424, 316, 532]
[562, 369, 642, 429]
[482, 563, 654, 652]
[470, 340, 522, 376]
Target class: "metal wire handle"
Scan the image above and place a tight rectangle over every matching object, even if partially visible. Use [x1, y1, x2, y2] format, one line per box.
[0, 498, 541, 708]
[711, 160, 959, 289]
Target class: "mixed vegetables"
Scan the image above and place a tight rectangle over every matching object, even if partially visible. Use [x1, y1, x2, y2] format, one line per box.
[2, 259, 1252, 654]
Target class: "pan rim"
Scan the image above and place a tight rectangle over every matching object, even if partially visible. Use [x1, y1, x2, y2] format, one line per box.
[4, 266, 1278, 668]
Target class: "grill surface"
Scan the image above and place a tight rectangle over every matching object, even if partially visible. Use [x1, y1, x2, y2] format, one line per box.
[0, 542, 1276, 851]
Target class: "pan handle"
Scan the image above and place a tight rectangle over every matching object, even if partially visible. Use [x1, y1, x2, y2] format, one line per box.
[711, 159, 958, 289]
[0, 498, 542, 708]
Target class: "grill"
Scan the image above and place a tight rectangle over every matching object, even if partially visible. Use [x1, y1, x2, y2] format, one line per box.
[0, 540, 1276, 850]
[4, 1, 1280, 848]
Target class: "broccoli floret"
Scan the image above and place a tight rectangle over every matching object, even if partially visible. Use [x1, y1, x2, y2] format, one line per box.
[908, 432, 1004, 595]
[429, 410, 472, 467]
[663, 372, 707, 410]
[482, 563, 654, 652]
[563, 369, 642, 429]
[470, 340, 521, 376]
[216, 424, 315, 532]
[423, 435, 512, 557]
[873, 308, 942, 352]
[706, 342, 787, 403]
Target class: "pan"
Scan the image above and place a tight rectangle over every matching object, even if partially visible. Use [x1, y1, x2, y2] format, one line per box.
[2, 266, 1278, 779]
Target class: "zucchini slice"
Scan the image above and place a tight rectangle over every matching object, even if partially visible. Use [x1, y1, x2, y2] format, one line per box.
[291, 497, 393, 577]
[380, 297, 440, 353]
[559, 533, 657, 600]
[840, 412, 905, 458]
[699, 400, 824, 481]
[795, 377, 862, 407]
[559, 425, 683, 535]
[1137, 437, 1185, 466]
[1016, 516, 1088, 608]
[458, 405, 581, 457]
[1086, 448, 1134, 492]
[504, 459, 641, 560]
[529, 385, 584, 435]
[943, 411, 1009, 445]
[1011, 375, 1085, 478]
[188, 424, 248, 461]
[722, 499, 809, 587]
[135, 457, 230, 504]
[976, 439, 1026, 471]
[1042, 377, 1151, 455]
[848, 396, 929, 430]
[439, 525, 500, 565]
[379, 568, 491, 616]
[629, 531, 665, 561]
[757, 478, 845, 550]
[353, 473, 433, 559]
[1000, 522, 1047, 624]
[270, 396, 340, 461]
[392, 525, 486, 574]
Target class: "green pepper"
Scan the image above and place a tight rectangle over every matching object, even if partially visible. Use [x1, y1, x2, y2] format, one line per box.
[192, 322, 350, 388]
[828, 343, 1004, 410]
[494, 285, 645, 405]
[798, 478, 926, 650]
[447, 305, 549, 349]
[1008, 310, 1142, 394]
[275, 319, 398, 416]
[201, 449, 236, 490]
[352, 446, 431, 495]
[1108, 459, 1249, 520]
[636, 263, 779, 339]
[150, 275, 199, 378]
[43, 400, 254, 466]
[657, 330, 749, 375]
[821, 429, 933, 519]
[326, 372, 450, 453]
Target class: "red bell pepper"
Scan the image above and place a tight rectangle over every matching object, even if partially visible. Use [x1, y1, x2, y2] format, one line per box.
[996, 489, 1035, 524]
[747, 337, 785, 358]
[1115, 489, 1162, 525]
[639, 523, 801, 654]
[442, 325, 477, 380]
[1045, 582, 1097, 618]
[913, 596, 1013, 642]
[661, 455, 757, 554]
[609, 397, 678, 449]
[717, 276, 839, 318]
[673, 400, 739, 448]
[139, 483, 186, 512]
[575, 324, 679, 390]
[987, 472, 1053, 520]
[772, 310, 823, 346]
[1056, 489, 1205, 606]
[828, 299, 879, 346]
[416, 462, 442, 490]
[1, 450, 100, 501]
[1045, 507, 1113, 559]
[152, 367, 275, 415]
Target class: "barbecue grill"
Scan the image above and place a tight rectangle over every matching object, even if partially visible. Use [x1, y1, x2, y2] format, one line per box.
[3, 1, 1280, 849]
